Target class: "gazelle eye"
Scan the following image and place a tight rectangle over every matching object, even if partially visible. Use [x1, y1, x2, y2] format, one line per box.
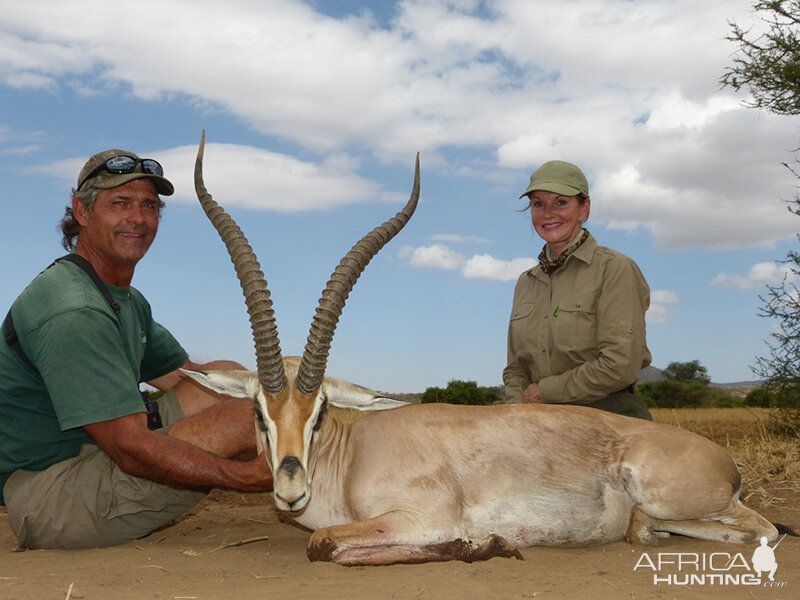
[254, 407, 267, 430]
[313, 401, 328, 432]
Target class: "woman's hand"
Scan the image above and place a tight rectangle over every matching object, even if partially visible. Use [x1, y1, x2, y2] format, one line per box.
[523, 383, 543, 404]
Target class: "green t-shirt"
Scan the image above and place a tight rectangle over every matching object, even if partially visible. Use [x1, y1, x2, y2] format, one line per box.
[0, 259, 188, 504]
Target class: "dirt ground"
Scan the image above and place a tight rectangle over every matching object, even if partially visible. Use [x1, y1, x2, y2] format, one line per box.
[1, 413, 798, 600]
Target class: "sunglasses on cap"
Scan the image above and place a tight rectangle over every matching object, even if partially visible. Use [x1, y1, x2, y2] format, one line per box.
[77, 155, 164, 191]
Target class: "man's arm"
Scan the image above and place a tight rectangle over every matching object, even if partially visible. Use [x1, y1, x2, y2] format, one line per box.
[146, 359, 244, 392]
[83, 408, 271, 493]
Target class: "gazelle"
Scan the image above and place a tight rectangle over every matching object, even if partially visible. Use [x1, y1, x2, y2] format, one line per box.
[186, 134, 784, 566]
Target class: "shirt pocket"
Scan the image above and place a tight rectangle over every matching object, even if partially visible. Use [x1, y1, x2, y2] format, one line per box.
[508, 301, 539, 355]
[510, 302, 535, 321]
[553, 294, 597, 352]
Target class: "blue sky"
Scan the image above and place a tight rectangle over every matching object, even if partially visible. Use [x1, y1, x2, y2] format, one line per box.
[1, 0, 798, 392]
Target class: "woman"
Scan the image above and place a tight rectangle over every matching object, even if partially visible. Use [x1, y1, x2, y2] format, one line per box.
[502, 160, 652, 420]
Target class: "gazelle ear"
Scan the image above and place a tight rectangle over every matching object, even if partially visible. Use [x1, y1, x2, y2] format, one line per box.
[181, 369, 261, 399]
[321, 376, 408, 411]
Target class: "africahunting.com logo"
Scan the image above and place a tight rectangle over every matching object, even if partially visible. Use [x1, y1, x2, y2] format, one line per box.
[633, 535, 789, 587]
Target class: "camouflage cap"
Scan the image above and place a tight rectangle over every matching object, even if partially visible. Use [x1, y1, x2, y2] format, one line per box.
[519, 160, 589, 198]
[76, 149, 174, 196]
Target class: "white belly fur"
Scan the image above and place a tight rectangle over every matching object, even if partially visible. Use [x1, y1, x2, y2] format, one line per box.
[461, 483, 633, 547]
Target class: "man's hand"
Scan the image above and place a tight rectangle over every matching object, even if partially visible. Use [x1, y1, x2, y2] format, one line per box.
[241, 454, 274, 492]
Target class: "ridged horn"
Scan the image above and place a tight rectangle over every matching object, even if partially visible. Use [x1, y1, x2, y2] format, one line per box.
[194, 131, 287, 394]
[295, 153, 421, 395]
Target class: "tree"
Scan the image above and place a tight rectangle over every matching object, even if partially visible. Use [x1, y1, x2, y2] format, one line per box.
[662, 360, 711, 384]
[638, 380, 706, 409]
[751, 225, 800, 391]
[721, 1, 800, 115]
[637, 360, 739, 408]
[723, 0, 800, 436]
[745, 387, 774, 407]
[420, 380, 502, 406]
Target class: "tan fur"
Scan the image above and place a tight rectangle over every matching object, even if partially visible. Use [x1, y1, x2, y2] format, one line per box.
[183, 368, 780, 566]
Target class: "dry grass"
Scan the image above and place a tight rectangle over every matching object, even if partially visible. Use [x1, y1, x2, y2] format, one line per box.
[732, 433, 800, 507]
[652, 407, 800, 509]
[651, 407, 769, 445]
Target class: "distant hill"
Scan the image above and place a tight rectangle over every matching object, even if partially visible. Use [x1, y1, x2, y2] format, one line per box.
[712, 380, 763, 388]
[638, 366, 763, 395]
[638, 366, 664, 383]
[709, 380, 762, 399]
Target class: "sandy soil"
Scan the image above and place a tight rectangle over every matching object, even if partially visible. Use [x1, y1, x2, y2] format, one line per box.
[2, 407, 797, 600]
[0, 484, 797, 600]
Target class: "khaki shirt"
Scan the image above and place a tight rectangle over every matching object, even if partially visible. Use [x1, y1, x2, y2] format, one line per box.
[503, 234, 652, 404]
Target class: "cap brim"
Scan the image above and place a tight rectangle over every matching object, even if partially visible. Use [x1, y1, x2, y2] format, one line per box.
[519, 182, 583, 198]
[92, 172, 175, 196]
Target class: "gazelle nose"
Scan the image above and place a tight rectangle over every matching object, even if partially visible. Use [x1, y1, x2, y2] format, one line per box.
[279, 455, 302, 476]
[274, 455, 309, 508]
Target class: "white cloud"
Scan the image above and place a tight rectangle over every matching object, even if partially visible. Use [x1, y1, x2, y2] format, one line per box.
[462, 254, 536, 281]
[398, 243, 466, 270]
[711, 262, 798, 290]
[399, 243, 535, 281]
[32, 142, 390, 212]
[3, 0, 796, 249]
[647, 290, 680, 324]
[0, 144, 39, 156]
[0, 124, 45, 156]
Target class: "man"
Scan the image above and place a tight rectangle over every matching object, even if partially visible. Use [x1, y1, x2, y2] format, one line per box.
[0, 149, 272, 550]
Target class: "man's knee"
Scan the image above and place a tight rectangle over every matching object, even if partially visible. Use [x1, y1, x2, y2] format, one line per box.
[4, 450, 205, 549]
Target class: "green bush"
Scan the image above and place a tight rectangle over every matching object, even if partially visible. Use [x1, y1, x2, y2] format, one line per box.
[421, 380, 502, 406]
[747, 384, 800, 437]
[766, 406, 800, 437]
[745, 384, 800, 408]
[745, 387, 774, 408]
[701, 387, 745, 408]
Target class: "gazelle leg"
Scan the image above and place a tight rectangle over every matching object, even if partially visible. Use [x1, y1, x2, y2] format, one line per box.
[626, 503, 778, 545]
[625, 506, 661, 546]
[307, 511, 522, 565]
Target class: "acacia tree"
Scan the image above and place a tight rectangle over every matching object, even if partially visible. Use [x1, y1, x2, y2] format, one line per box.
[663, 360, 711, 384]
[752, 176, 800, 393]
[721, 1, 800, 113]
[722, 0, 800, 434]
[420, 380, 501, 405]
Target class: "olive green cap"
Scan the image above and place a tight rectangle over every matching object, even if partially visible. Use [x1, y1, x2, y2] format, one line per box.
[519, 160, 589, 198]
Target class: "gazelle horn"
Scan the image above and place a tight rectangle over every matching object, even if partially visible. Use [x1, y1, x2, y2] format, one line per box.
[295, 153, 420, 396]
[194, 131, 287, 394]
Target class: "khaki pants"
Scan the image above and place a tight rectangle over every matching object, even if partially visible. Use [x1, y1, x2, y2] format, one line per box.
[3, 391, 206, 549]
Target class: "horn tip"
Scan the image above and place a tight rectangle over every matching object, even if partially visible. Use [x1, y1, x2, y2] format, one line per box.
[197, 131, 206, 161]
